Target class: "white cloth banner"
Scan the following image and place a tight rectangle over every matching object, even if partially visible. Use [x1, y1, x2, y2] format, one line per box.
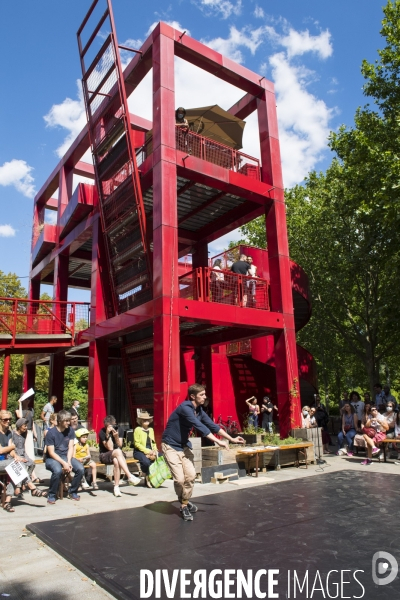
[5, 460, 29, 485]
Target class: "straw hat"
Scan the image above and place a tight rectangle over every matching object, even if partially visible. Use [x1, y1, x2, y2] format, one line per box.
[137, 411, 153, 422]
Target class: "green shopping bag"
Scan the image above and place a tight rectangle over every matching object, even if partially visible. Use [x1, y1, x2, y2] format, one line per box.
[148, 456, 172, 488]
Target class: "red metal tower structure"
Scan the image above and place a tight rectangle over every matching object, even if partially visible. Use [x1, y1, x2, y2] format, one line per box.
[20, 0, 316, 439]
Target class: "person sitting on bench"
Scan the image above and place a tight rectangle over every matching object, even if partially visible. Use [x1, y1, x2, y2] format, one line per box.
[0, 410, 17, 512]
[45, 410, 84, 504]
[12, 418, 47, 499]
[99, 415, 141, 497]
[74, 428, 98, 490]
[361, 407, 389, 465]
[134, 411, 159, 487]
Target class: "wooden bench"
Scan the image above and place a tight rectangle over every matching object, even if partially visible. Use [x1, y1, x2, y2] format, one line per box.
[35, 457, 141, 498]
[236, 442, 314, 476]
[379, 438, 400, 463]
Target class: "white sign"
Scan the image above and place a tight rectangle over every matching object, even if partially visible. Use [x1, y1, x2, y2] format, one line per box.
[19, 388, 35, 403]
[5, 460, 29, 485]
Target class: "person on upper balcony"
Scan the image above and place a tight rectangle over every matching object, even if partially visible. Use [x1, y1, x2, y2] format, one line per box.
[176, 107, 189, 131]
[231, 254, 251, 307]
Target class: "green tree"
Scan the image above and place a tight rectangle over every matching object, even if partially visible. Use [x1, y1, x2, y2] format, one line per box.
[238, 1, 400, 402]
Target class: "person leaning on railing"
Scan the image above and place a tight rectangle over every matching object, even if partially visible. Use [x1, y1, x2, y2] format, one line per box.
[175, 107, 189, 132]
[210, 259, 224, 303]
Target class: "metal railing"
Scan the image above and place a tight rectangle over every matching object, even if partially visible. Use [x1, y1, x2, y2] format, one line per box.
[0, 298, 90, 343]
[179, 268, 269, 310]
[136, 127, 261, 180]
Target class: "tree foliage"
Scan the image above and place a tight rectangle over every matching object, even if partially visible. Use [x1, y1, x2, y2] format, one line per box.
[239, 1, 400, 403]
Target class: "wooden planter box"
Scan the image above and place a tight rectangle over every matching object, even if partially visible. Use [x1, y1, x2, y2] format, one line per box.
[291, 428, 321, 461]
[190, 437, 202, 474]
[201, 446, 239, 468]
[241, 433, 264, 445]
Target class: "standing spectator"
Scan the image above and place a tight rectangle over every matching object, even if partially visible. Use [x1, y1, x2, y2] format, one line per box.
[339, 391, 349, 414]
[374, 383, 385, 412]
[15, 394, 41, 484]
[12, 418, 47, 498]
[361, 407, 389, 465]
[363, 392, 372, 405]
[245, 397, 260, 428]
[71, 401, 81, 422]
[175, 107, 189, 131]
[74, 428, 98, 490]
[45, 410, 84, 504]
[134, 412, 159, 487]
[41, 396, 57, 433]
[0, 410, 16, 512]
[210, 259, 224, 303]
[337, 404, 358, 456]
[314, 395, 329, 430]
[382, 385, 397, 412]
[246, 256, 258, 308]
[99, 415, 141, 497]
[260, 396, 274, 433]
[349, 391, 364, 429]
[161, 383, 245, 521]
[231, 254, 251, 307]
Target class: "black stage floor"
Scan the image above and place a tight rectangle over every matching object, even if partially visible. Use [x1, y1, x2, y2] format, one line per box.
[28, 470, 400, 600]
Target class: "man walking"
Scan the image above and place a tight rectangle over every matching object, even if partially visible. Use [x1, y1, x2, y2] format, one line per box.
[162, 384, 245, 521]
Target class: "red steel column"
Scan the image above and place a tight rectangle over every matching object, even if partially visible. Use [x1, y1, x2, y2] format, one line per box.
[257, 87, 301, 437]
[1, 352, 11, 410]
[49, 167, 72, 411]
[88, 217, 109, 431]
[23, 277, 40, 394]
[152, 27, 181, 444]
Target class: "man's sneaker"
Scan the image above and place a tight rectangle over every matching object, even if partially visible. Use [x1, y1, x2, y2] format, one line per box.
[68, 493, 80, 501]
[81, 477, 90, 490]
[372, 447, 380, 456]
[180, 506, 193, 521]
[128, 474, 141, 486]
[113, 486, 122, 497]
[361, 459, 372, 465]
[187, 501, 198, 513]
[47, 495, 56, 505]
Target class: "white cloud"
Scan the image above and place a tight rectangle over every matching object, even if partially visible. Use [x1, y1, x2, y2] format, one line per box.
[202, 26, 265, 63]
[0, 224, 16, 237]
[197, 0, 242, 19]
[269, 52, 333, 187]
[278, 28, 333, 59]
[0, 159, 35, 198]
[254, 6, 264, 19]
[43, 80, 87, 158]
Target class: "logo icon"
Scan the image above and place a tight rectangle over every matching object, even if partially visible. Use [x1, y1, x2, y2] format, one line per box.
[372, 551, 398, 586]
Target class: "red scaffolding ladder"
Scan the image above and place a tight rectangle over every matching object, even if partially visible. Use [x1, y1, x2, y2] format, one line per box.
[77, 0, 152, 315]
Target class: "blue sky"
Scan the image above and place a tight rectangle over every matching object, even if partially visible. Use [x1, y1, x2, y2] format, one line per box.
[0, 0, 386, 301]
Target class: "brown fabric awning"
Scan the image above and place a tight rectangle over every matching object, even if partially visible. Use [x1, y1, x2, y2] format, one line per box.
[184, 105, 245, 149]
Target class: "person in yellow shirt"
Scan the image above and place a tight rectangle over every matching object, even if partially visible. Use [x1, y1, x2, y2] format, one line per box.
[134, 411, 158, 487]
[74, 428, 98, 490]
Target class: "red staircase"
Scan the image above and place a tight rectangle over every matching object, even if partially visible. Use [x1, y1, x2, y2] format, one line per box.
[77, 0, 152, 315]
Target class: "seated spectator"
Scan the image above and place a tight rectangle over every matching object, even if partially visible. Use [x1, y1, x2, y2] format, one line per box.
[45, 410, 84, 504]
[134, 412, 159, 487]
[12, 418, 47, 499]
[0, 410, 17, 512]
[245, 397, 260, 428]
[301, 406, 311, 428]
[15, 394, 40, 483]
[99, 415, 141, 497]
[383, 401, 396, 438]
[393, 412, 400, 461]
[361, 406, 389, 465]
[337, 404, 358, 456]
[74, 428, 98, 490]
[349, 391, 364, 429]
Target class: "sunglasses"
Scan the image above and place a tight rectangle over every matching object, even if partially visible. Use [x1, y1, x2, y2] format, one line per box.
[1, 418, 12, 422]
